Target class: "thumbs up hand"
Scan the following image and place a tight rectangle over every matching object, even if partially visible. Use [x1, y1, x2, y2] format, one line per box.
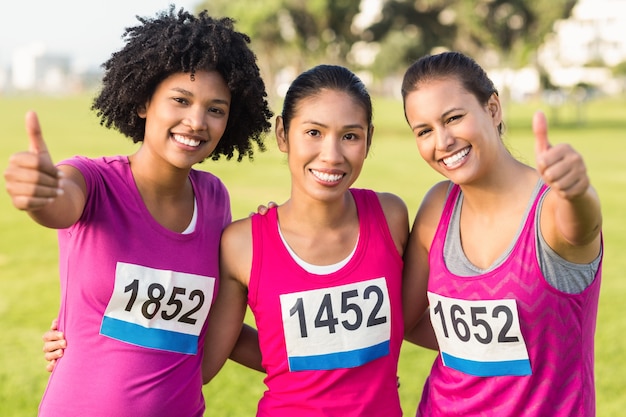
[4, 111, 64, 211]
[533, 111, 590, 201]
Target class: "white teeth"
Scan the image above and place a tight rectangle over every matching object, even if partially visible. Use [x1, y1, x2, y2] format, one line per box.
[311, 170, 344, 182]
[443, 147, 470, 166]
[173, 134, 201, 147]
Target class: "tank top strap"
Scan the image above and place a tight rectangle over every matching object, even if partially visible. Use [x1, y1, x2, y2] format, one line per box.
[349, 188, 393, 253]
[516, 182, 550, 252]
[249, 207, 280, 308]
[430, 182, 461, 257]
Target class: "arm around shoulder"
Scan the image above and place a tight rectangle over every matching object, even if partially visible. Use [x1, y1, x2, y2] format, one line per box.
[402, 181, 449, 343]
[202, 218, 255, 384]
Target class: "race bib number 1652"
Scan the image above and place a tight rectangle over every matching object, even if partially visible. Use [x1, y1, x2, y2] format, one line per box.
[428, 292, 531, 377]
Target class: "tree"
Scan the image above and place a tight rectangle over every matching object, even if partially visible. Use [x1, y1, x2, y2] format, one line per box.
[198, 0, 366, 100]
[196, 0, 578, 97]
[364, 0, 457, 77]
[367, 0, 578, 72]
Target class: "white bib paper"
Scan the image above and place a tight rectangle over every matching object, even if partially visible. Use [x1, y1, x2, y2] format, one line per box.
[100, 262, 215, 354]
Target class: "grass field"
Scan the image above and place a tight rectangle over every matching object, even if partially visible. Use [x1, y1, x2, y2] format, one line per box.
[0, 92, 624, 416]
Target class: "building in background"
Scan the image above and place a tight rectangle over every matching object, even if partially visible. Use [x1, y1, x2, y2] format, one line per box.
[11, 43, 72, 93]
[538, 0, 626, 95]
[1, 42, 101, 95]
[1, 0, 625, 97]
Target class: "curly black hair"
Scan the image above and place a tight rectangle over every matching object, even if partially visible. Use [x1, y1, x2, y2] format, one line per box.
[92, 6, 273, 161]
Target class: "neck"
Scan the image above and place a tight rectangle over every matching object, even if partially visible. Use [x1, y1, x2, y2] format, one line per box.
[128, 153, 192, 202]
[460, 161, 538, 211]
[279, 190, 356, 232]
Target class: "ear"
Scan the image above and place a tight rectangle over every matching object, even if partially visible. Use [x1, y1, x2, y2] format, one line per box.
[487, 93, 502, 127]
[137, 104, 147, 119]
[275, 116, 288, 153]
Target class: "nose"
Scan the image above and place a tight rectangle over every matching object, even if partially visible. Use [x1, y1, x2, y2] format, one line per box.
[184, 107, 208, 132]
[319, 136, 343, 163]
[435, 127, 454, 151]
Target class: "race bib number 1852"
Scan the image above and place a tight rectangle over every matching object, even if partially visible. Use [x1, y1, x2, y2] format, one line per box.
[428, 292, 531, 377]
[280, 277, 391, 372]
[100, 262, 215, 354]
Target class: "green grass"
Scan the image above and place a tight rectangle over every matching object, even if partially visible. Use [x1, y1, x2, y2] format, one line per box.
[0, 93, 624, 416]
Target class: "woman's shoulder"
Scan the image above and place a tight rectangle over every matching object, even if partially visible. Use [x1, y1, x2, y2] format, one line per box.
[220, 216, 254, 283]
[369, 191, 409, 256]
[223, 216, 252, 240]
[419, 181, 452, 215]
[411, 181, 452, 243]
[374, 191, 408, 214]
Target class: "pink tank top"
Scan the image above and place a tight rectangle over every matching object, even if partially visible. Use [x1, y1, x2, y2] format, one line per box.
[40, 156, 230, 417]
[249, 189, 404, 417]
[417, 184, 601, 416]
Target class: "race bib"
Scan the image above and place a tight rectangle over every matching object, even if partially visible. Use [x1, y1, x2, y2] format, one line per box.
[280, 277, 391, 372]
[100, 262, 215, 354]
[428, 292, 531, 377]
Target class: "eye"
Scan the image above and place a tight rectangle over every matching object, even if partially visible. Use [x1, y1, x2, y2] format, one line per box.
[173, 97, 189, 105]
[208, 106, 227, 116]
[446, 114, 462, 124]
[416, 128, 432, 137]
[306, 129, 321, 137]
[343, 133, 358, 141]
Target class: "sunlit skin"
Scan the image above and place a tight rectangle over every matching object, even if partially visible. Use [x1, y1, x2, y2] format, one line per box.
[8, 70, 234, 367]
[41, 88, 390, 369]
[401, 75, 602, 343]
[403, 76, 601, 266]
[134, 70, 231, 174]
[129, 69, 231, 232]
[200, 83, 409, 387]
[277, 89, 371, 211]
[404, 77, 516, 189]
[4, 70, 231, 233]
[269, 89, 374, 267]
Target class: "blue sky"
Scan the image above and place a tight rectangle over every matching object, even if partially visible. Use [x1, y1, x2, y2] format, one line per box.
[0, 1, 199, 69]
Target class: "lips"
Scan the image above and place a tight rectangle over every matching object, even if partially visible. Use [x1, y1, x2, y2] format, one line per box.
[172, 133, 202, 147]
[310, 169, 345, 183]
[442, 146, 470, 167]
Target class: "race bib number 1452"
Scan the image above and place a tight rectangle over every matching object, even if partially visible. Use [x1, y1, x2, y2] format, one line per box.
[280, 277, 391, 372]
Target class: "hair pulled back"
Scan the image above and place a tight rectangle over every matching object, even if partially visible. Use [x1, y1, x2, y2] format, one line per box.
[281, 64, 373, 146]
[401, 51, 504, 135]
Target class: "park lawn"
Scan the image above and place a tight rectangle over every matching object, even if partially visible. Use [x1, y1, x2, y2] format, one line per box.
[0, 93, 624, 416]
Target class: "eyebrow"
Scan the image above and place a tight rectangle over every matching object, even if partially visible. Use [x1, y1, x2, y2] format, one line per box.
[170, 87, 230, 105]
[171, 87, 194, 96]
[302, 120, 367, 130]
[411, 107, 463, 131]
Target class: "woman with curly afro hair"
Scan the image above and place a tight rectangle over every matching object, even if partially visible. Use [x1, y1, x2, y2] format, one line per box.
[4, 6, 272, 417]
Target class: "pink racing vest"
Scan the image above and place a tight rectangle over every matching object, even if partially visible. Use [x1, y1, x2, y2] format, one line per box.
[417, 183, 601, 416]
[249, 188, 404, 417]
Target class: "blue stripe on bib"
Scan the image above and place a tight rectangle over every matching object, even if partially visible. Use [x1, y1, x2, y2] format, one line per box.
[288, 340, 389, 371]
[101, 316, 198, 354]
[442, 352, 531, 377]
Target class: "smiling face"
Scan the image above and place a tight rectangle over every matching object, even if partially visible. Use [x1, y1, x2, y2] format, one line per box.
[137, 70, 231, 170]
[276, 88, 371, 203]
[404, 76, 503, 184]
